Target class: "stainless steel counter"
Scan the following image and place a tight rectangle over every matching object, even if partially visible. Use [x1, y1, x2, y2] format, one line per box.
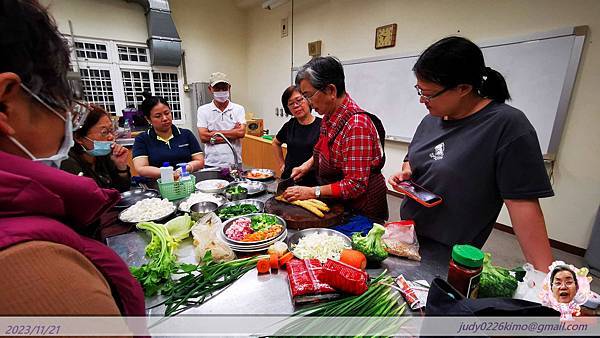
[107, 178, 452, 316]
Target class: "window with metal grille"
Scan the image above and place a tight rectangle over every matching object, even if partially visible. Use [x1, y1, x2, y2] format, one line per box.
[79, 68, 116, 112]
[121, 70, 151, 109]
[153, 72, 181, 120]
[118, 45, 148, 62]
[74, 41, 108, 60]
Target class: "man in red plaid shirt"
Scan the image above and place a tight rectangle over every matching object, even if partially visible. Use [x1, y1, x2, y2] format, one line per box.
[283, 57, 388, 224]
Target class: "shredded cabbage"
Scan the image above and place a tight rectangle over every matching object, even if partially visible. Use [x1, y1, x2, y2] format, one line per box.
[293, 233, 350, 263]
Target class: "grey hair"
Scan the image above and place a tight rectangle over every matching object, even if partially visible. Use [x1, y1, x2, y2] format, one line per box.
[294, 56, 346, 98]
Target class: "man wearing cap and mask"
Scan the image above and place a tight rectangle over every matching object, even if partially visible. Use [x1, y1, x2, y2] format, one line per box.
[197, 72, 246, 168]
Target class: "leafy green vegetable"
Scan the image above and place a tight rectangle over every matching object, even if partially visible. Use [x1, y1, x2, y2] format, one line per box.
[225, 185, 247, 195]
[130, 221, 180, 297]
[351, 223, 388, 264]
[250, 214, 277, 232]
[217, 204, 259, 220]
[164, 213, 193, 242]
[478, 252, 518, 298]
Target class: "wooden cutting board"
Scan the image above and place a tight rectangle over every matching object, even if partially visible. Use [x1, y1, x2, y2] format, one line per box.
[264, 197, 345, 230]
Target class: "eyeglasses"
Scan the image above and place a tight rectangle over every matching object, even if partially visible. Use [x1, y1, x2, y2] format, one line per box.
[97, 127, 116, 138]
[302, 89, 321, 103]
[415, 85, 449, 103]
[287, 97, 306, 108]
[20, 83, 90, 130]
[552, 280, 575, 288]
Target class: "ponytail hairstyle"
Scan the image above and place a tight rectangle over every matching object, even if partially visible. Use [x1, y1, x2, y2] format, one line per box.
[413, 36, 511, 102]
[139, 91, 170, 118]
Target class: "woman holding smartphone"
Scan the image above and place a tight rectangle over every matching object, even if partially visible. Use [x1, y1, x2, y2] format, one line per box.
[389, 36, 554, 271]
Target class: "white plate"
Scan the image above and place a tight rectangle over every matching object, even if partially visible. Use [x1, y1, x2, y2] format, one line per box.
[195, 179, 229, 193]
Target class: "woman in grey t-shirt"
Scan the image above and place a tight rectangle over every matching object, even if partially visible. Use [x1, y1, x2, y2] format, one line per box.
[388, 36, 554, 272]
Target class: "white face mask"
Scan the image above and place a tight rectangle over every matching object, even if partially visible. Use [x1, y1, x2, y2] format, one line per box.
[7, 84, 74, 168]
[213, 91, 230, 103]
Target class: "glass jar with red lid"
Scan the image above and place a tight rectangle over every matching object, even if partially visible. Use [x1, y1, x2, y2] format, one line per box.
[447, 244, 484, 299]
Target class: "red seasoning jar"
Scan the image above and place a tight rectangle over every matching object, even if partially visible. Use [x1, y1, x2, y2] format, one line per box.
[447, 244, 484, 299]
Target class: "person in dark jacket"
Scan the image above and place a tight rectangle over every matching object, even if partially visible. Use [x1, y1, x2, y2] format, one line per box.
[61, 105, 131, 192]
[0, 0, 145, 317]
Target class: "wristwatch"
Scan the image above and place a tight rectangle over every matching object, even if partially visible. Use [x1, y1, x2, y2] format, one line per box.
[314, 186, 321, 199]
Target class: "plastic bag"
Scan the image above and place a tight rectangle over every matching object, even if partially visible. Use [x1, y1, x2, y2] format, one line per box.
[190, 212, 235, 263]
[381, 220, 421, 261]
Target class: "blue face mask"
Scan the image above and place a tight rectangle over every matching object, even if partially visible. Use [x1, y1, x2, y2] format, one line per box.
[84, 137, 113, 157]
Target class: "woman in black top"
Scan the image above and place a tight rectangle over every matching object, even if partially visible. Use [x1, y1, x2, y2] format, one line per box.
[273, 86, 321, 185]
[61, 105, 131, 192]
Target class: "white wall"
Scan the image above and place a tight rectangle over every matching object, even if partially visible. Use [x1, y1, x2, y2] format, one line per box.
[170, 0, 249, 128]
[246, 0, 600, 249]
[41, 0, 148, 42]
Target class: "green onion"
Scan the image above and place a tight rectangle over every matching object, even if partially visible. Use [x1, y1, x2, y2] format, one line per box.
[275, 271, 406, 338]
[151, 251, 267, 317]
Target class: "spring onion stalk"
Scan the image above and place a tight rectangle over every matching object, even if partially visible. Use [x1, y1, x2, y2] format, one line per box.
[276, 271, 406, 338]
[152, 251, 268, 317]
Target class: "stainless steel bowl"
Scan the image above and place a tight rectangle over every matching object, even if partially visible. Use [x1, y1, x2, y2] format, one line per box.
[228, 180, 267, 196]
[216, 199, 265, 220]
[189, 201, 219, 221]
[225, 186, 248, 201]
[287, 228, 352, 259]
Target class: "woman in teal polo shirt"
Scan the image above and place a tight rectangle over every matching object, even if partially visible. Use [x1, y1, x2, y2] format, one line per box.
[133, 93, 204, 178]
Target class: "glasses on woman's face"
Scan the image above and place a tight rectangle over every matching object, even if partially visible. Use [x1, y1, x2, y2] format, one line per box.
[287, 97, 306, 108]
[553, 279, 575, 288]
[96, 127, 116, 138]
[415, 85, 449, 103]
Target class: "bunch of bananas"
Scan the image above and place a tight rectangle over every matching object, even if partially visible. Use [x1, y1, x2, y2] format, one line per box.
[275, 196, 330, 218]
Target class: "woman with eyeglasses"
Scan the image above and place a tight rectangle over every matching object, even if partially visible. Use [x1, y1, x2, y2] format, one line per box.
[283, 56, 389, 229]
[132, 92, 204, 179]
[272, 86, 321, 184]
[388, 36, 554, 271]
[60, 105, 131, 192]
[0, 0, 144, 316]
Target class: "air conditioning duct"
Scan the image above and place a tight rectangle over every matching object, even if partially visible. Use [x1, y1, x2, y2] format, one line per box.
[126, 0, 182, 67]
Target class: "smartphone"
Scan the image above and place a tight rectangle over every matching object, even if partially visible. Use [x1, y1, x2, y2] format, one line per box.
[394, 180, 442, 208]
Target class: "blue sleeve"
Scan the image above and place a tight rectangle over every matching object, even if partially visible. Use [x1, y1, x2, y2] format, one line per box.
[132, 133, 148, 159]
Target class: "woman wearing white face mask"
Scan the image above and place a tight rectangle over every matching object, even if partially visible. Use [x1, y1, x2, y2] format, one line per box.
[0, 0, 145, 317]
[60, 105, 131, 192]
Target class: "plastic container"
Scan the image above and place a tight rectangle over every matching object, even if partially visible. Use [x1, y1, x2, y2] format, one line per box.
[123, 119, 131, 138]
[177, 163, 191, 181]
[447, 244, 484, 299]
[158, 175, 196, 201]
[160, 162, 174, 183]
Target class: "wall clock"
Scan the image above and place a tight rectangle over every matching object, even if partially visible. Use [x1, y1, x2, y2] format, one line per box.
[375, 23, 397, 49]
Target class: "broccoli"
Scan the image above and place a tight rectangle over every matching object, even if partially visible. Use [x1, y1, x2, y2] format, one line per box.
[351, 223, 388, 264]
[478, 252, 518, 298]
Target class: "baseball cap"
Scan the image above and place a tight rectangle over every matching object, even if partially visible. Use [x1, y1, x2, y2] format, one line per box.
[209, 72, 230, 87]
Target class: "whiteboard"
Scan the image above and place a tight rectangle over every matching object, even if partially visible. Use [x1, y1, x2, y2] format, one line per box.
[297, 27, 586, 157]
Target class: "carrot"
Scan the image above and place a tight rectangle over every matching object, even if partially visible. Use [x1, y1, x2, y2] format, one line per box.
[340, 249, 367, 270]
[278, 252, 294, 267]
[257, 258, 270, 274]
[269, 254, 279, 270]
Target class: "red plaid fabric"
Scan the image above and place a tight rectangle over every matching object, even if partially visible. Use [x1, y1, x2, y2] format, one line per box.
[316, 94, 383, 199]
